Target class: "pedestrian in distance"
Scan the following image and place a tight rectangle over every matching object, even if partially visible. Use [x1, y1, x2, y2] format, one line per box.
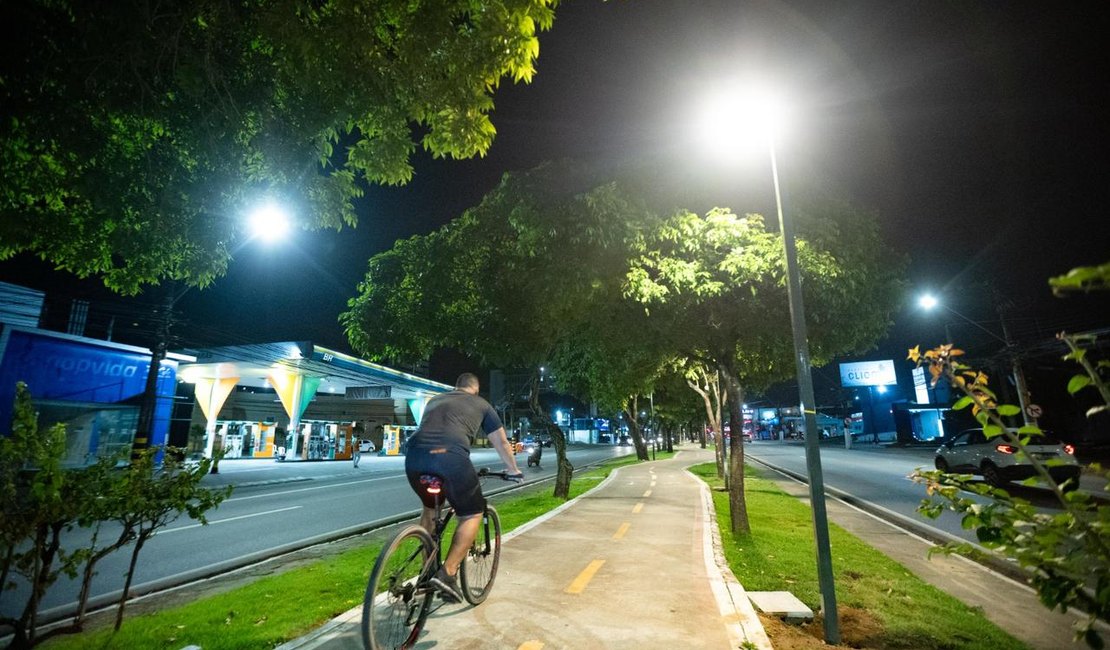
[352, 439, 362, 468]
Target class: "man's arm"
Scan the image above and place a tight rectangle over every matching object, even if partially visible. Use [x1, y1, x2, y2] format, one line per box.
[488, 427, 523, 477]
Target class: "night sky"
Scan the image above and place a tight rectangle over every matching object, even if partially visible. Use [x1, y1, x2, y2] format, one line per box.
[3, 1, 1108, 384]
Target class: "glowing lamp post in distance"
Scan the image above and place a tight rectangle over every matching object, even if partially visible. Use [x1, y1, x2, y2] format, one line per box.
[917, 292, 1035, 426]
[696, 84, 840, 644]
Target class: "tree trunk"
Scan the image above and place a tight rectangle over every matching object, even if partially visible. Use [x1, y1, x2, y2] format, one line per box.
[17, 522, 63, 648]
[687, 372, 725, 477]
[116, 533, 149, 631]
[699, 421, 707, 449]
[528, 374, 573, 499]
[718, 365, 750, 535]
[623, 399, 649, 460]
[134, 293, 173, 458]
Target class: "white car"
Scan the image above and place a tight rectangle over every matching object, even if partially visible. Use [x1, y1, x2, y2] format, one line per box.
[358, 439, 376, 453]
[935, 428, 1080, 490]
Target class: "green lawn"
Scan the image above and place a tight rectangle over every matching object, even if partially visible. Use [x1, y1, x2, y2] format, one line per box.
[38, 455, 644, 649]
[688, 462, 1027, 650]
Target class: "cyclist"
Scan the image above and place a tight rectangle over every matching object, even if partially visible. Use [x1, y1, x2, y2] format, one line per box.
[404, 372, 523, 603]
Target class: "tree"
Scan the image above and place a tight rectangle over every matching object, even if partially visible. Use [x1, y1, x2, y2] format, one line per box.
[344, 163, 659, 497]
[0, 384, 78, 649]
[624, 204, 905, 533]
[109, 449, 230, 630]
[0, 383, 229, 645]
[681, 361, 727, 475]
[0, 0, 557, 294]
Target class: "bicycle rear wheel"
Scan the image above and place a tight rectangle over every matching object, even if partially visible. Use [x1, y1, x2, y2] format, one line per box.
[459, 505, 501, 604]
[362, 525, 436, 650]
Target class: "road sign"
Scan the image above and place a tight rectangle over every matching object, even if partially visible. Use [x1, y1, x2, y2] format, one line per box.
[1025, 403, 1043, 419]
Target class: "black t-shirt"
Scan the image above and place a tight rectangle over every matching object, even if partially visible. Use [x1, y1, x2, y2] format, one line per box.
[410, 390, 503, 450]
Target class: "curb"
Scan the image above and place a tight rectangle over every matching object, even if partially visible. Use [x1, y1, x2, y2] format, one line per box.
[686, 463, 773, 650]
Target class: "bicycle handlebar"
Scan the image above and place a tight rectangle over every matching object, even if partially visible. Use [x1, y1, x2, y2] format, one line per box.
[477, 467, 525, 483]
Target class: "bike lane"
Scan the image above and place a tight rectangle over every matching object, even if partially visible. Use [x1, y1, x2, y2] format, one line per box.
[279, 445, 770, 649]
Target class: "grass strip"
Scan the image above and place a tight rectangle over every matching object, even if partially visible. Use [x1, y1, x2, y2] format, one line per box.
[688, 462, 1027, 650]
[39, 455, 646, 649]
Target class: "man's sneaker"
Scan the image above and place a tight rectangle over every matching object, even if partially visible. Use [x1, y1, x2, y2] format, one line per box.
[430, 566, 465, 603]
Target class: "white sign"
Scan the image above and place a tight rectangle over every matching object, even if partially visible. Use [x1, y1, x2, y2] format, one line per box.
[839, 360, 897, 388]
[912, 367, 930, 404]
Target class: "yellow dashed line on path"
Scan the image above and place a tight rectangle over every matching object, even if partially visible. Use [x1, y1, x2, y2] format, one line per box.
[565, 559, 606, 594]
[518, 642, 544, 650]
[633, 503, 644, 514]
[613, 522, 631, 539]
[643, 489, 652, 497]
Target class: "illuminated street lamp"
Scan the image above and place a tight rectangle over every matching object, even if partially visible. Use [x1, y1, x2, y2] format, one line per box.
[134, 199, 293, 467]
[917, 292, 1035, 425]
[698, 83, 839, 643]
[248, 200, 292, 243]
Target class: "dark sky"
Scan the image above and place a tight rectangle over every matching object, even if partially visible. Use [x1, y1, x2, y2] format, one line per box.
[3, 1, 1108, 376]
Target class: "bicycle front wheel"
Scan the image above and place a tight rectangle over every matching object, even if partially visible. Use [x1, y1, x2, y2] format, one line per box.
[362, 525, 436, 650]
[459, 505, 501, 604]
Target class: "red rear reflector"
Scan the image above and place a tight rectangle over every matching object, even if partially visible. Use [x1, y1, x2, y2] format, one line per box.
[995, 444, 1017, 454]
[1063, 444, 1075, 455]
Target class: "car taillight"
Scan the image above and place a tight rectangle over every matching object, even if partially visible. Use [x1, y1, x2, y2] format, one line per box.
[995, 444, 1017, 454]
[1063, 444, 1075, 455]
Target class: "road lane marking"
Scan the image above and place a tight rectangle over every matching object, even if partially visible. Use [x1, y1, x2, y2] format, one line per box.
[613, 522, 631, 539]
[633, 503, 644, 514]
[651, 480, 656, 487]
[157, 506, 302, 534]
[518, 642, 544, 650]
[565, 559, 605, 594]
[226, 476, 397, 502]
[642, 489, 652, 497]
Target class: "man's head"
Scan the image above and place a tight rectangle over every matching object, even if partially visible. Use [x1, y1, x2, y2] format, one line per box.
[455, 372, 480, 394]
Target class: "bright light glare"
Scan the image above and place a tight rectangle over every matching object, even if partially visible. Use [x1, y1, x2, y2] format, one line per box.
[248, 202, 291, 242]
[696, 84, 787, 160]
[918, 293, 939, 310]
[877, 385, 888, 394]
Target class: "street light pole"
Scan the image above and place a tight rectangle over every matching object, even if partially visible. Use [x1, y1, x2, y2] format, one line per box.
[920, 295, 1035, 426]
[769, 136, 841, 643]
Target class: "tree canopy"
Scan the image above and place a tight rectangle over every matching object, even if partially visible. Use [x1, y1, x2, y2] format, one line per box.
[0, 0, 557, 293]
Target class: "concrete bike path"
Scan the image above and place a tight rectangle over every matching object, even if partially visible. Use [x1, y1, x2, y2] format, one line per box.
[280, 445, 770, 649]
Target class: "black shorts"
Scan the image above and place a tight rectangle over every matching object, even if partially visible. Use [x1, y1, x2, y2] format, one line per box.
[404, 444, 486, 517]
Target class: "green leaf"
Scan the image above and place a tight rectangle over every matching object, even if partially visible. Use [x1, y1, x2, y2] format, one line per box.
[983, 424, 1003, 438]
[997, 404, 1021, 417]
[1017, 425, 1042, 436]
[952, 396, 974, 410]
[1067, 374, 1092, 394]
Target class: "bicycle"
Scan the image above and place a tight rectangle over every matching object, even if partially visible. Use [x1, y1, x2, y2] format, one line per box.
[361, 468, 520, 650]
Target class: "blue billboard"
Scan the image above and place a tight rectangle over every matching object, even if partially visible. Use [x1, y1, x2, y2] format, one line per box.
[0, 327, 179, 460]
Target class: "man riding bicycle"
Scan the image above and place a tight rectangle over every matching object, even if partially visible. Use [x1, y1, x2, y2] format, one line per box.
[404, 372, 523, 603]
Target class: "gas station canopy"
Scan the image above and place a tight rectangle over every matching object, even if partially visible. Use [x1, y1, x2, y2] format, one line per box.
[176, 341, 452, 401]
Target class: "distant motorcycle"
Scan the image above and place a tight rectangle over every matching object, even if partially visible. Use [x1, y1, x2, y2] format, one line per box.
[525, 441, 543, 468]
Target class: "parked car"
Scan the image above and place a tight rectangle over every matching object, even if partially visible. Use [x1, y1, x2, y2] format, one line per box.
[358, 439, 376, 453]
[934, 428, 1080, 490]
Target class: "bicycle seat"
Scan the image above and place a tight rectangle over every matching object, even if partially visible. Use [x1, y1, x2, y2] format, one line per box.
[419, 474, 444, 495]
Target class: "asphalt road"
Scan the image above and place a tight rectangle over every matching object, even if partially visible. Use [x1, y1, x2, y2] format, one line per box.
[744, 440, 1103, 543]
[2, 444, 633, 623]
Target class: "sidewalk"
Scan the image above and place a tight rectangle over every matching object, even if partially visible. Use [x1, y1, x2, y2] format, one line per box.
[279, 446, 770, 650]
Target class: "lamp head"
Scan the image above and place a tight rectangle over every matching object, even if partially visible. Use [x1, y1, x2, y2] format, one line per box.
[248, 201, 291, 243]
